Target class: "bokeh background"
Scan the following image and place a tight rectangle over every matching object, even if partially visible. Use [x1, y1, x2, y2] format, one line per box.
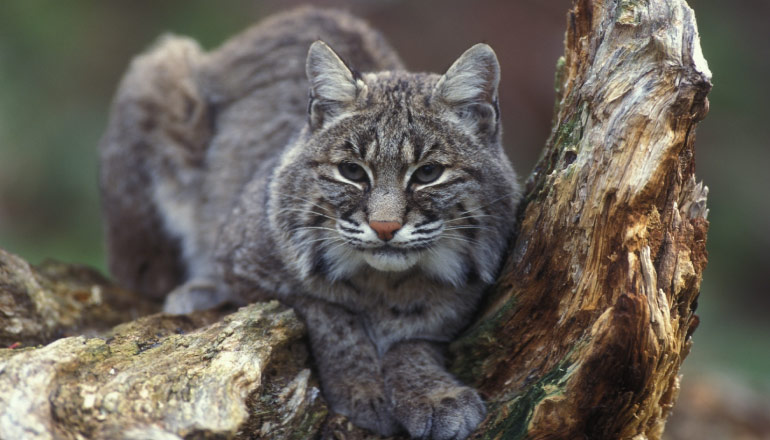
[1, 1, 768, 437]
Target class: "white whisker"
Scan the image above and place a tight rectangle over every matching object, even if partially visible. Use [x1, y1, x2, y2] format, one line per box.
[444, 213, 504, 224]
[273, 191, 332, 213]
[305, 236, 344, 245]
[455, 192, 517, 217]
[326, 240, 351, 254]
[442, 233, 484, 247]
[443, 225, 494, 233]
[291, 226, 339, 233]
[277, 207, 337, 222]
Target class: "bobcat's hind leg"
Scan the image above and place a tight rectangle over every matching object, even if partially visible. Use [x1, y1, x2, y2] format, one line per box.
[99, 35, 212, 301]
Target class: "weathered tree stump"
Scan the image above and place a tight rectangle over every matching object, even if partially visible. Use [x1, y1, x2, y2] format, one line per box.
[0, 0, 710, 438]
[450, 0, 710, 438]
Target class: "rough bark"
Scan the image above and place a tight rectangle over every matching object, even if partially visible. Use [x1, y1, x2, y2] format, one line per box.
[450, 0, 711, 438]
[0, 249, 157, 348]
[0, 252, 324, 439]
[0, 0, 711, 439]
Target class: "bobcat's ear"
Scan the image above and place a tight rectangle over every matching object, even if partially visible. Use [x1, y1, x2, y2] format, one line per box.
[434, 44, 501, 142]
[306, 41, 365, 130]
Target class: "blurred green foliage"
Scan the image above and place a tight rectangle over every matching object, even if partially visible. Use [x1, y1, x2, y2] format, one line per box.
[0, 1, 768, 387]
[0, 1, 261, 269]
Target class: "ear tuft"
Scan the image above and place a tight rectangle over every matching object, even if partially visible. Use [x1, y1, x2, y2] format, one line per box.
[435, 43, 500, 105]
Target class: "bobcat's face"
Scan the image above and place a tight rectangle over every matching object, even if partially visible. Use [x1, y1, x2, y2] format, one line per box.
[270, 42, 519, 287]
[307, 100, 510, 283]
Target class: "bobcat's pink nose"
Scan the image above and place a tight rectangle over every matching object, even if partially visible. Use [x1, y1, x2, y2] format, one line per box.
[369, 221, 402, 241]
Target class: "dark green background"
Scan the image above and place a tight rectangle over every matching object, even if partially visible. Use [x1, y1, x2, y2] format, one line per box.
[1, 1, 767, 390]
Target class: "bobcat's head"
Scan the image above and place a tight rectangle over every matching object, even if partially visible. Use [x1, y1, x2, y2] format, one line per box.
[270, 41, 520, 287]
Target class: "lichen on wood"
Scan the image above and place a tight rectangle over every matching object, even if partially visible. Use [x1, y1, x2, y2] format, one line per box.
[0, 249, 157, 348]
[0, 299, 326, 439]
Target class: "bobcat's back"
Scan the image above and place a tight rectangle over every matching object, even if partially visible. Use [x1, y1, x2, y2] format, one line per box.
[99, 7, 402, 298]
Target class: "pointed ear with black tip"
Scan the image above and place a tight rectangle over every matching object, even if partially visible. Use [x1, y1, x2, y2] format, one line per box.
[306, 40, 366, 130]
[433, 43, 501, 143]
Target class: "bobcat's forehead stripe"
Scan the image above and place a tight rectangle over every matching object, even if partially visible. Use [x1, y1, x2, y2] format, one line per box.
[341, 140, 364, 158]
[416, 137, 445, 162]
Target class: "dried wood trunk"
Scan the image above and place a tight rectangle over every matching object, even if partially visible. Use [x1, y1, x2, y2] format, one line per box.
[0, 0, 711, 438]
[451, 0, 711, 438]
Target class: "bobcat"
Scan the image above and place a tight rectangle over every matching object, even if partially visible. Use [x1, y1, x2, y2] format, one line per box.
[100, 7, 520, 439]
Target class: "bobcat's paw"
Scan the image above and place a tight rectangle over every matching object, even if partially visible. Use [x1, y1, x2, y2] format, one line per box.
[326, 378, 399, 436]
[393, 385, 485, 440]
[348, 392, 399, 437]
[162, 279, 227, 314]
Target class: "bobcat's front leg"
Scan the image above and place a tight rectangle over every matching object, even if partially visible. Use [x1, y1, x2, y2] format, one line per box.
[293, 297, 398, 436]
[383, 340, 486, 440]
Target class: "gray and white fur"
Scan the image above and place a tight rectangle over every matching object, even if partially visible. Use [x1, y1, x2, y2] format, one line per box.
[99, 7, 520, 439]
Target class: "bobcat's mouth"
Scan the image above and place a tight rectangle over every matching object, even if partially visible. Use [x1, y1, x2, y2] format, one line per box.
[362, 246, 420, 272]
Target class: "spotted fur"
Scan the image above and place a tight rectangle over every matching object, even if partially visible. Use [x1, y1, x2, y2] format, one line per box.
[100, 8, 520, 440]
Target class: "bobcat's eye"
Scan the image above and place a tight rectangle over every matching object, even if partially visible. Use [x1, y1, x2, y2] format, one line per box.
[339, 162, 368, 182]
[412, 164, 444, 185]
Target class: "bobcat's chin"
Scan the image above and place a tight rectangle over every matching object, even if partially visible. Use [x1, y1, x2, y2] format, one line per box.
[362, 247, 420, 272]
